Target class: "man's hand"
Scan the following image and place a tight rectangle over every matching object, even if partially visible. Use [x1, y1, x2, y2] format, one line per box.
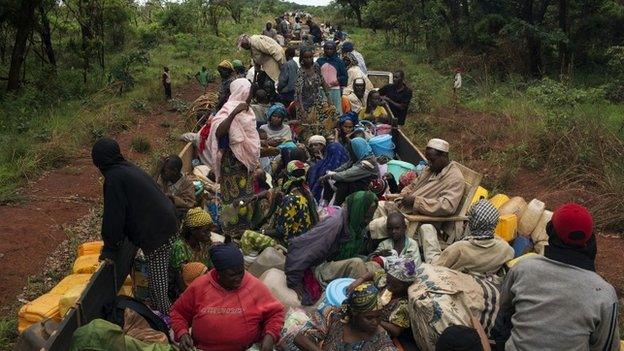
[179, 333, 195, 351]
[260, 334, 275, 351]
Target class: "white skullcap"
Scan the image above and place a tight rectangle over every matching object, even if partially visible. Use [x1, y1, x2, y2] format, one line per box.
[353, 78, 365, 85]
[426, 138, 450, 153]
[308, 135, 326, 146]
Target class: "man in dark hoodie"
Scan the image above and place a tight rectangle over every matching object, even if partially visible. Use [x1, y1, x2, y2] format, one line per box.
[91, 138, 178, 314]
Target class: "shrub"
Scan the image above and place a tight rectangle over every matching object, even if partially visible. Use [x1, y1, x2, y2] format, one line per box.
[131, 136, 152, 154]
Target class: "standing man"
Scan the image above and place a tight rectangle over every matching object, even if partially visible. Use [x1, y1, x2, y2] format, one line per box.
[492, 203, 620, 351]
[162, 66, 172, 100]
[194, 66, 209, 94]
[379, 70, 413, 126]
[92, 138, 178, 315]
[277, 46, 298, 106]
[237, 34, 286, 85]
[262, 22, 277, 40]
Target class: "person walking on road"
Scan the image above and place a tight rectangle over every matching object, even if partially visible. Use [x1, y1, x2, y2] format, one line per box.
[162, 66, 172, 100]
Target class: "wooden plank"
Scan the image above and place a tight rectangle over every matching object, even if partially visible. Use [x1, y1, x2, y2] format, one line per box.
[178, 142, 194, 175]
[393, 128, 426, 165]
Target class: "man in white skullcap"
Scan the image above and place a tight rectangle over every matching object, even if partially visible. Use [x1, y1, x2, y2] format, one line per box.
[368, 138, 466, 250]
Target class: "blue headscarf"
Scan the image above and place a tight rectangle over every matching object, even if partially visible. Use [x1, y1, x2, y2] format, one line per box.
[266, 102, 287, 120]
[307, 142, 350, 201]
[339, 111, 359, 126]
[350, 137, 372, 161]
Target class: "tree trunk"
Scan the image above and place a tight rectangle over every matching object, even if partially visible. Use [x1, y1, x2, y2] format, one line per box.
[558, 0, 568, 75]
[354, 6, 363, 27]
[39, 3, 56, 68]
[7, 1, 37, 91]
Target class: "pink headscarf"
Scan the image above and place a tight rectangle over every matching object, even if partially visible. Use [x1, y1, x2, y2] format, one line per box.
[205, 78, 260, 181]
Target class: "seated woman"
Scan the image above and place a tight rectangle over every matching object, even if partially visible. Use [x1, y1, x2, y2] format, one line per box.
[359, 90, 390, 124]
[307, 135, 327, 168]
[155, 155, 197, 219]
[322, 137, 379, 206]
[307, 141, 350, 203]
[423, 199, 514, 276]
[169, 208, 216, 298]
[259, 103, 293, 147]
[293, 282, 397, 351]
[171, 243, 285, 351]
[241, 160, 319, 255]
[285, 191, 378, 304]
[348, 256, 417, 339]
[335, 111, 358, 148]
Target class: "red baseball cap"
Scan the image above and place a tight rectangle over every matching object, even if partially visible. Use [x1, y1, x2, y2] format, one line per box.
[551, 203, 593, 246]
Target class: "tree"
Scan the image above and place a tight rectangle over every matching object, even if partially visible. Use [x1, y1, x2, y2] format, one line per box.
[6, 0, 40, 91]
[38, 0, 57, 68]
[337, 0, 368, 27]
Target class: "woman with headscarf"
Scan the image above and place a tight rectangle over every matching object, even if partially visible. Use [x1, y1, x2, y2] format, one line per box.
[343, 52, 374, 94]
[285, 191, 378, 303]
[348, 255, 418, 339]
[295, 47, 335, 140]
[307, 141, 350, 202]
[171, 243, 285, 351]
[423, 199, 514, 276]
[241, 160, 319, 255]
[292, 282, 397, 351]
[335, 111, 358, 148]
[360, 90, 390, 124]
[321, 137, 379, 206]
[169, 208, 216, 298]
[259, 103, 293, 146]
[204, 78, 260, 237]
[91, 138, 178, 315]
[316, 41, 348, 115]
[306, 134, 327, 168]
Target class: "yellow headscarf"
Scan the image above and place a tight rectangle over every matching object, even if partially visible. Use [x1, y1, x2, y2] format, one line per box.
[184, 207, 212, 228]
[218, 60, 234, 71]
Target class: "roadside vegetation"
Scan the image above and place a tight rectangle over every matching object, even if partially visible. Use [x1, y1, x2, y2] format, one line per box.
[334, 0, 624, 233]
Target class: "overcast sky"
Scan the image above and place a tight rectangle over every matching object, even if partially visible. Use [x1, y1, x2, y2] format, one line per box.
[289, 0, 332, 6]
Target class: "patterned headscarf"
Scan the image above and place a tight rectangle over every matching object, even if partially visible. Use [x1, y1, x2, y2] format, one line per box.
[182, 262, 208, 286]
[466, 199, 500, 239]
[385, 255, 418, 283]
[342, 282, 381, 315]
[282, 160, 309, 191]
[343, 52, 358, 68]
[184, 207, 213, 228]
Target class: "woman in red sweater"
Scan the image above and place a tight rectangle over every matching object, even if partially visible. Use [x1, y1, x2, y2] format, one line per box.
[171, 243, 285, 351]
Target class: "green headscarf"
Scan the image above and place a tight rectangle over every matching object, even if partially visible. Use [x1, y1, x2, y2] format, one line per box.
[337, 190, 377, 260]
[340, 282, 381, 321]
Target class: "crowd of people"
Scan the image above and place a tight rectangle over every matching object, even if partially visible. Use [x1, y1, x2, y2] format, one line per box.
[85, 11, 620, 351]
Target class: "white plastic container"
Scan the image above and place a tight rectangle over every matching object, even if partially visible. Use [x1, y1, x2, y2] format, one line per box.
[531, 210, 553, 255]
[499, 196, 527, 217]
[518, 199, 546, 236]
